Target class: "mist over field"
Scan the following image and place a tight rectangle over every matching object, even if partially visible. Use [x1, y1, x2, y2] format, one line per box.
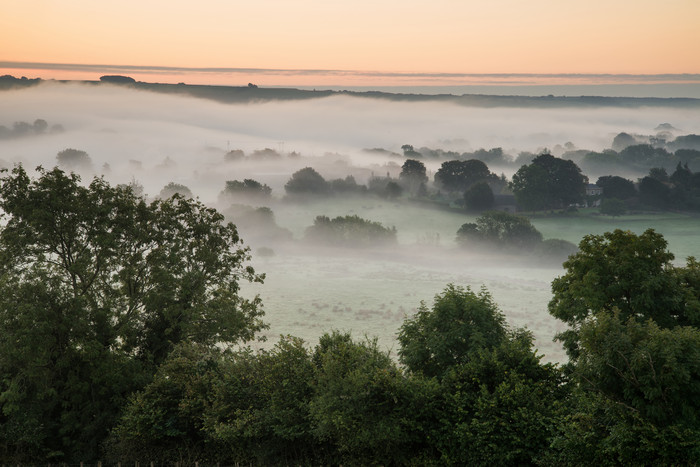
[3, 82, 699, 198]
[3, 81, 700, 362]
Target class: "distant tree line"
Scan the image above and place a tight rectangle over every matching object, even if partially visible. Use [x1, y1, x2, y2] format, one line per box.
[0, 118, 63, 139]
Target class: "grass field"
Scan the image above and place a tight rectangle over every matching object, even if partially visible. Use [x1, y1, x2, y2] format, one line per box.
[242, 198, 700, 364]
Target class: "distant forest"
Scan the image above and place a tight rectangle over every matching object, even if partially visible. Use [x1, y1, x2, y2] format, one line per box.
[2, 74, 700, 108]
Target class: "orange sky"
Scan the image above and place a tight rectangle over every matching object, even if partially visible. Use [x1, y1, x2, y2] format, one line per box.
[2, 0, 699, 85]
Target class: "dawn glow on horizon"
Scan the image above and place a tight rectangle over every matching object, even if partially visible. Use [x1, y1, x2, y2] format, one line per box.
[2, 0, 699, 85]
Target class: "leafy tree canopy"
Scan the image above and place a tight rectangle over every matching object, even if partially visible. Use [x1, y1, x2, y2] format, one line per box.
[511, 153, 587, 211]
[284, 167, 329, 196]
[434, 159, 492, 193]
[158, 181, 193, 199]
[456, 210, 542, 250]
[0, 166, 265, 462]
[549, 229, 700, 358]
[398, 284, 507, 379]
[463, 181, 495, 211]
[56, 148, 92, 171]
[305, 215, 397, 247]
[595, 175, 636, 200]
[599, 197, 627, 217]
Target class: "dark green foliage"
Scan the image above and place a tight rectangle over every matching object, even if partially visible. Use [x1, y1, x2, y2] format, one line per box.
[595, 175, 636, 200]
[619, 144, 673, 168]
[105, 344, 223, 463]
[310, 332, 426, 465]
[305, 215, 397, 247]
[639, 175, 670, 208]
[398, 284, 507, 379]
[206, 336, 318, 465]
[599, 197, 626, 217]
[0, 167, 265, 462]
[546, 316, 700, 465]
[456, 210, 543, 250]
[511, 153, 587, 211]
[284, 167, 329, 195]
[436, 330, 566, 465]
[434, 159, 492, 192]
[549, 229, 700, 359]
[399, 158, 428, 195]
[219, 178, 272, 201]
[463, 181, 495, 211]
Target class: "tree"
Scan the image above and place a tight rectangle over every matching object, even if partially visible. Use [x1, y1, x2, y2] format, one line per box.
[219, 179, 272, 202]
[546, 315, 700, 465]
[463, 181, 494, 211]
[639, 176, 670, 208]
[398, 284, 507, 379]
[436, 330, 566, 465]
[56, 148, 92, 171]
[284, 167, 329, 196]
[511, 153, 587, 211]
[158, 181, 193, 199]
[456, 211, 542, 250]
[434, 159, 492, 193]
[399, 159, 428, 195]
[595, 175, 636, 200]
[305, 215, 397, 247]
[549, 229, 700, 358]
[599, 198, 626, 217]
[0, 167, 266, 462]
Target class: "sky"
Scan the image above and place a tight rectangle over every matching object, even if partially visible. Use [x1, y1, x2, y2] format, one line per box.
[2, 0, 700, 86]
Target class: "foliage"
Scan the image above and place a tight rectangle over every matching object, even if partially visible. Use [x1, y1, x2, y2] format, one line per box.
[434, 159, 492, 193]
[329, 175, 366, 194]
[219, 178, 271, 201]
[546, 315, 700, 465]
[398, 284, 507, 379]
[456, 210, 543, 250]
[549, 228, 700, 359]
[105, 344, 223, 463]
[595, 175, 636, 200]
[463, 181, 495, 211]
[436, 330, 566, 465]
[399, 159, 428, 195]
[511, 153, 587, 211]
[310, 332, 430, 465]
[0, 166, 265, 462]
[158, 181, 193, 199]
[206, 336, 318, 465]
[56, 148, 92, 171]
[599, 197, 626, 217]
[305, 215, 397, 247]
[284, 167, 329, 195]
[639, 175, 670, 208]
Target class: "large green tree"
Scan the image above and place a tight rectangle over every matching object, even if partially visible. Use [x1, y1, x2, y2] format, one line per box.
[0, 166, 265, 462]
[511, 153, 587, 211]
[398, 284, 507, 379]
[434, 159, 492, 193]
[549, 228, 700, 358]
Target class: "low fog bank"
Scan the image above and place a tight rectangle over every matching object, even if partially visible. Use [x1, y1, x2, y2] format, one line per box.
[2, 82, 699, 202]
